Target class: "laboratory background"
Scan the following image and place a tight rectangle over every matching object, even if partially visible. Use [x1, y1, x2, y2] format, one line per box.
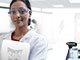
[0, 0, 80, 60]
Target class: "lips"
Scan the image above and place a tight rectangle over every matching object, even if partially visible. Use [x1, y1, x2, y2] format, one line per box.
[17, 19, 23, 21]
[13, 19, 23, 24]
[14, 19, 23, 22]
[20, 19, 23, 21]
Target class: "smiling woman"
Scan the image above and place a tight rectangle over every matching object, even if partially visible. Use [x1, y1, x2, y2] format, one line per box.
[0, 0, 48, 60]
[9, 0, 32, 29]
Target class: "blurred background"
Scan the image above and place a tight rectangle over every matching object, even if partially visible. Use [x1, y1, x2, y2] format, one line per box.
[0, 0, 80, 60]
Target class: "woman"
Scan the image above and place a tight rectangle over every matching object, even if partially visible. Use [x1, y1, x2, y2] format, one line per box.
[0, 0, 48, 60]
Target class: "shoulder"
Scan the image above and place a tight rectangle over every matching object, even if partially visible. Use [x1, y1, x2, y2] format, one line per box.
[30, 29, 47, 42]
[29, 29, 48, 47]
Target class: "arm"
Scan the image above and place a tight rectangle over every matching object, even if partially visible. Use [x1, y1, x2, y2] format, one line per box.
[28, 37, 48, 60]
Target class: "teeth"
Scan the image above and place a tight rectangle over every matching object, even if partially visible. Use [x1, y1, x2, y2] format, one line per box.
[14, 19, 23, 22]
[18, 19, 23, 21]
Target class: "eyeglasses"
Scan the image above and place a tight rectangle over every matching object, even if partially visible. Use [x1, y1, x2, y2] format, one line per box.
[8, 7, 30, 16]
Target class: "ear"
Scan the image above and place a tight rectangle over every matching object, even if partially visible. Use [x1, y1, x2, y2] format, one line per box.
[29, 10, 32, 18]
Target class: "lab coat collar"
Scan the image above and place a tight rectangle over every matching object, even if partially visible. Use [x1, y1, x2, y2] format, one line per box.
[1, 29, 35, 42]
[18, 29, 36, 42]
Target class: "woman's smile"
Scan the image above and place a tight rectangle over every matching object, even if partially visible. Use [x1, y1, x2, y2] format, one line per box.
[14, 18, 23, 23]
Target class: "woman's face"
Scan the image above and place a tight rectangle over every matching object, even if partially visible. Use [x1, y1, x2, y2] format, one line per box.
[10, 1, 31, 28]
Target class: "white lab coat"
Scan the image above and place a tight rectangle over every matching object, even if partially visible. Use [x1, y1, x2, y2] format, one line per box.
[0, 29, 48, 60]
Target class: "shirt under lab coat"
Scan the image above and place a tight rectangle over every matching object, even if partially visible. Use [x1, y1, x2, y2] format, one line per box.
[0, 29, 48, 60]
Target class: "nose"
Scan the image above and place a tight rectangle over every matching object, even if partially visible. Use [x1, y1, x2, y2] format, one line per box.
[15, 11, 20, 18]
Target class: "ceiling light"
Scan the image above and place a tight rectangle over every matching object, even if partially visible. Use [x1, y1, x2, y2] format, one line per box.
[53, 4, 64, 8]
[69, 0, 80, 3]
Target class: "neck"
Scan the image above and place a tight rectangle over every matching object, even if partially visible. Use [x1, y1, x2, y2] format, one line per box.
[14, 26, 29, 37]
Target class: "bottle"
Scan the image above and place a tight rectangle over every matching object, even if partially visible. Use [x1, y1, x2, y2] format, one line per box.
[69, 48, 78, 60]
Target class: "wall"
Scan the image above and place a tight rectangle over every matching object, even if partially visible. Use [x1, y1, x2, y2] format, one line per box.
[35, 8, 80, 44]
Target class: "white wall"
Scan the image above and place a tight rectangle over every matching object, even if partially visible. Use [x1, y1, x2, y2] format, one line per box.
[51, 8, 80, 43]
[0, 8, 11, 33]
[32, 8, 80, 44]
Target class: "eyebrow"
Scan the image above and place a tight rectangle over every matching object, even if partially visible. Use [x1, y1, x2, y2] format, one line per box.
[11, 7, 23, 10]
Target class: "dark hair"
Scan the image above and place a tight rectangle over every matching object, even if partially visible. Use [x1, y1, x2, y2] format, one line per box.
[10, 0, 32, 26]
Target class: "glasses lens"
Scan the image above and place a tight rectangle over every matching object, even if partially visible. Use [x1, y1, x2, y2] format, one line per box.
[9, 7, 29, 15]
[8, 10, 16, 15]
[12, 10, 16, 15]
[18, 7, 25, 14]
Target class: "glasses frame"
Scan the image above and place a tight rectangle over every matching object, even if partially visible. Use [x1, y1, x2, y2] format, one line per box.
[8, 8, 30, 16]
